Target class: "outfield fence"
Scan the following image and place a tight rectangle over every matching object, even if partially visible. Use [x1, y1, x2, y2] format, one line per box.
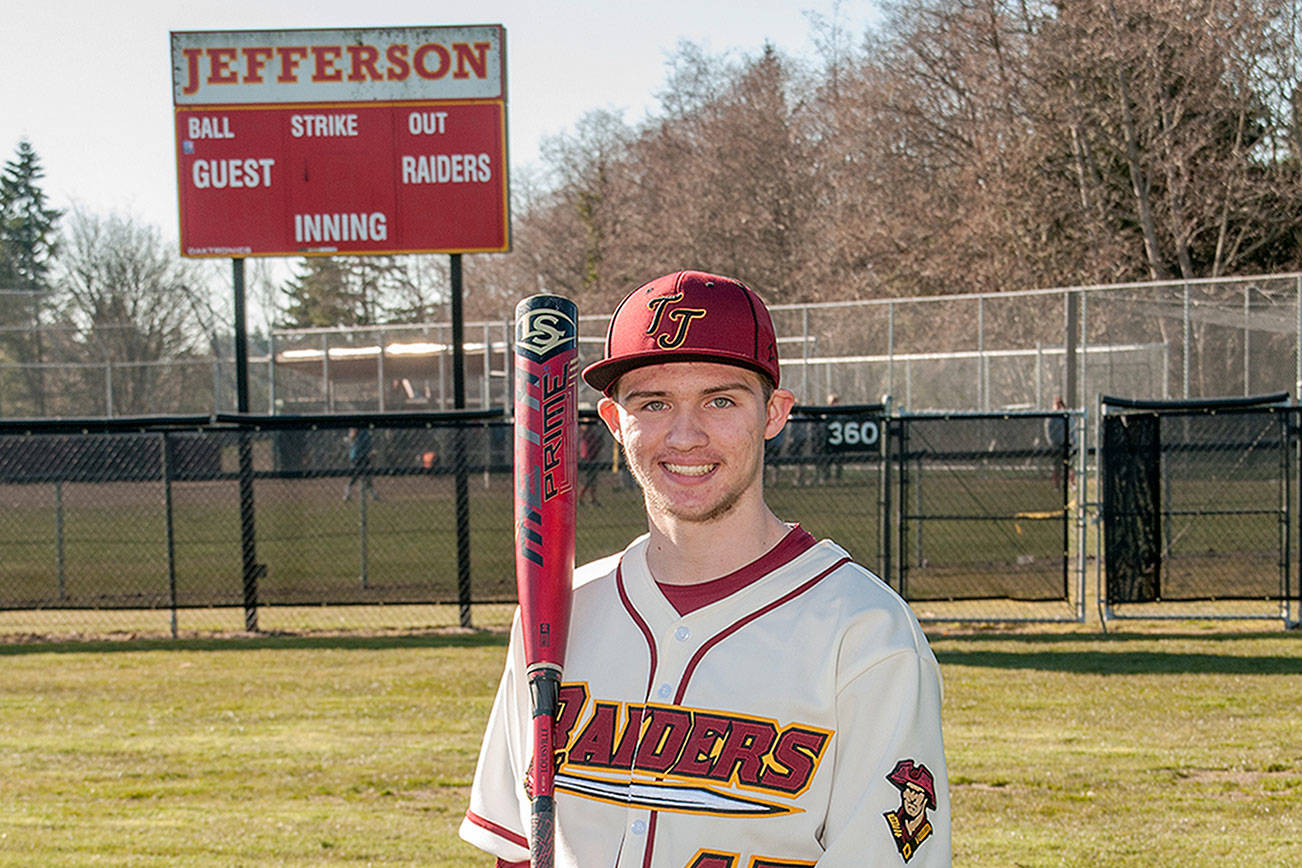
[3, 401, 1297, 642]
[0, 406, 1090, 640]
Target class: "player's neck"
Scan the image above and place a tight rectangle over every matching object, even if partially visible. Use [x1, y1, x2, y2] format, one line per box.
[644, 499, 790, 586]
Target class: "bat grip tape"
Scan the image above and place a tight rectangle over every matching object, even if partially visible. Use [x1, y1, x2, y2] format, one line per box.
[528, 666, 561, 867]
[528, 665, 562, 719]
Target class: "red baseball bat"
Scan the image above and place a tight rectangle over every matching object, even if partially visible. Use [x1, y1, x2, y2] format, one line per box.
[513, 294, 578, 868]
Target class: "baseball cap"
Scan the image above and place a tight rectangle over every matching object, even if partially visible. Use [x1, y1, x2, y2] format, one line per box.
[581, 270, 781, 394]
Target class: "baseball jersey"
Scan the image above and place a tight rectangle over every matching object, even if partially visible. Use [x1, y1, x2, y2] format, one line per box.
[460, 528, 950, 867]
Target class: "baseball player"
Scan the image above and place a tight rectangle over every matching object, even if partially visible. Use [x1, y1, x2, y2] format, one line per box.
[461, 270, 950, 867]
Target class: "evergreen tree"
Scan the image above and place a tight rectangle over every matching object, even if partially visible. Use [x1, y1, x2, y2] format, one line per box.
[279, 255, 438, 328]
[0, 139, 62, 414]
[1, 140, 62, 291]
[281, 256, 401, 328]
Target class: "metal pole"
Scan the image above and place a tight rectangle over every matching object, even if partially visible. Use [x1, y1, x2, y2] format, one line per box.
[55, 478, 65, 600]
[322, 333, 332, 412]
[378, 329, 387, 412]
[267, 332, 276, 414]
[880, 397, 892, 587]
[162, 432, 178, 638]
[451, 254, 473, 628]
[1183, 282, 1191, 399]
[1244, 285, 1251, 396]
[1036, 341, 1043, 408]
[802, 307, 810, 403]
[213, 358, 221, 415]
[1295, 275, 1301, 401]
[1081, 290, 1089, 408]
[977, 297, 986, 411]
[438, 324, 447, 409]
[234, 258, 259, 633]
[887, 302, 895, 399]
[1065, 290, 1079, 409]
[359, 479, 370, 590]
[482, 322, 492, 409]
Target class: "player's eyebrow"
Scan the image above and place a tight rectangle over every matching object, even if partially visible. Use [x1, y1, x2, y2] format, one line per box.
[620, 382, 754, 402]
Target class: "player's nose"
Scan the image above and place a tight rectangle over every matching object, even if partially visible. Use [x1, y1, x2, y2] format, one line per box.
[663, 406, 708, 449]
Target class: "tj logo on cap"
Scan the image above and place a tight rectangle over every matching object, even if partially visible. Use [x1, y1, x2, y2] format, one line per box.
[645, 293, 707, 350]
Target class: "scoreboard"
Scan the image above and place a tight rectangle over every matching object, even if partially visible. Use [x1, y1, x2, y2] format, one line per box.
[171, 26, 508, 257]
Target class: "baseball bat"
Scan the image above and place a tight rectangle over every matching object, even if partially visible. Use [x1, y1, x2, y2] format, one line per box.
[513, 294, 578, 868]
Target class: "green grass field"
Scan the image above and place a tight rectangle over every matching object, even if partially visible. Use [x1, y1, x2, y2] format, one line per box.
[1, 627, 1298, 867]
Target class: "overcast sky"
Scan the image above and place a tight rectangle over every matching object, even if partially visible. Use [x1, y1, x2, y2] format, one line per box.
[2, 0, 881, 240]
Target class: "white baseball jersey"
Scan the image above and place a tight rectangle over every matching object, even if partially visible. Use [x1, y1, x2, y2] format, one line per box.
[460, 528, 950, 867]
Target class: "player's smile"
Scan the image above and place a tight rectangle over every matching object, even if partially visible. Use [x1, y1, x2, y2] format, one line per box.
[662, 461, 717, 477]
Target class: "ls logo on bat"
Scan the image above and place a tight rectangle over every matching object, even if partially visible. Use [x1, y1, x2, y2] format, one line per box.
[517, 307, 577, 361]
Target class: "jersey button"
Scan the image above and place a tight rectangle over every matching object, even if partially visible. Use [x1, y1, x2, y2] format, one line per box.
[656, 683, 672, 700]
[674, 626, 690, 641]
[631, 819, 647, 835]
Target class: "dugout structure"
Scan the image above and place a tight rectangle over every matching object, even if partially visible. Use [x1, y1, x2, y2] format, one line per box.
[1099, 393, 1300, 626]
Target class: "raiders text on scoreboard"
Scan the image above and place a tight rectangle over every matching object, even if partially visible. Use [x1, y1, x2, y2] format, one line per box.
[171, 26, 509, 257]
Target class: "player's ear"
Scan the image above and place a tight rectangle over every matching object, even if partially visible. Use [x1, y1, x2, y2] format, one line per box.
[764, 388, 796, 441]
[596, 396, 624, 444]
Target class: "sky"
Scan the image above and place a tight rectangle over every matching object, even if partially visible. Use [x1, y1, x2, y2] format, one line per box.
[2, 0, 882, 243]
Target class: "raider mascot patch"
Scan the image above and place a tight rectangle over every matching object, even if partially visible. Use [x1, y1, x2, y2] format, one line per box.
[882, 759, 937, 862]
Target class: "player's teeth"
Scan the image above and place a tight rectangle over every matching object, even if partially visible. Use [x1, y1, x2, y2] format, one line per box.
[665, 463, 715, 476]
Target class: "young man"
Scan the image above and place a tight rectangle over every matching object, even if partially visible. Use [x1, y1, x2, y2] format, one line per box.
[461, 271, 950, 867]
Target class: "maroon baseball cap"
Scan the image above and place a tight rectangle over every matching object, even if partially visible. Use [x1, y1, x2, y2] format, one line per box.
[581, 270, 781, 394]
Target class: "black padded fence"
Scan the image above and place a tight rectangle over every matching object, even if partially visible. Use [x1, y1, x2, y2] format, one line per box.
[1100, 394, 1298, 623]
[0, 407, 1085, 640]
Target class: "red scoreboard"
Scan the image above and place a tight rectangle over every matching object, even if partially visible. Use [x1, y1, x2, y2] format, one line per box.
[171, 26, 509, 257]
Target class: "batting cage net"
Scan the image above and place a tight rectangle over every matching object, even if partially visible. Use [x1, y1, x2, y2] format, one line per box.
[1100, 394, 1297, 622]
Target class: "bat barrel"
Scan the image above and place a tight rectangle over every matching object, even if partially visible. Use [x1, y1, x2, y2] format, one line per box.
[513, 294, 577, 868]
[512, 295, 577, 671]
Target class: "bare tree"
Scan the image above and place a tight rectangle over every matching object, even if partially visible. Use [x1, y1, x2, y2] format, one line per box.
[55, 208, 212, 415]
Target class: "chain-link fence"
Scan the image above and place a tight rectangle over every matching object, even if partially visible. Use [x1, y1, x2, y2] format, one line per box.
[0, 408, 1094, 640]
[1099, 396, 1298, 625]
[891, 412, 1086, 623]
[5, 273, 1300, 419]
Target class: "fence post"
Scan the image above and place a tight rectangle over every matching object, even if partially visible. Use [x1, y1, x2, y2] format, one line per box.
[897, 416, 910, 600]
[321, 333, 332, 412]
[802, 307, 811, 403]
[977, 297, 986, 411]
[1183, 282, 1191, 399]
[267, 332, 276, 414]
[377, 329, 387, 412]
[359, 483, 370, 590]
[161, 432, 178, 639]
[55, 478, 66, 601]
[1244, 285, 1251, 396]
[233, 258, 260, 633]
[879, 397, 892, 588]
[887, 302, 895, 399]
[1066, 290, 1079, 409]
[451, 254, 474, 629]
